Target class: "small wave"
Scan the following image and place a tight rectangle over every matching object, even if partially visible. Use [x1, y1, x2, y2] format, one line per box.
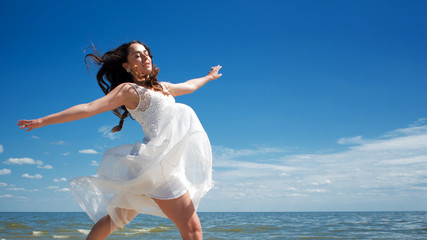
[115, 232, 140, 236]
[114, 226, 173, 235]
[144, 226, 174, 233]
[132, 228, 150, 233]
[298, 237, 332, 239]
[32, 231, 48, 236]
[248, 225, 283, 232]
[52, 235, 71, 239]
[6, 222, 32, 230]
[206, 227, 246, 232]
[77, 229, 90, 235]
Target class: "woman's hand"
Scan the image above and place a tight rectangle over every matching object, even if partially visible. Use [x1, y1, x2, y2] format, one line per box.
[17, 118, 46, 132]
[207, 65, 223, 80]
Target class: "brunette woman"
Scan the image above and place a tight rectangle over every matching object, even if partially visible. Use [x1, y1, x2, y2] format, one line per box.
[18, 40, 222, 240]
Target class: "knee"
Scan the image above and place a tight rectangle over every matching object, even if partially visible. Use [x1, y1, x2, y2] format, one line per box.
[182, 218, 202, 238]
[189, 220, 202, 234]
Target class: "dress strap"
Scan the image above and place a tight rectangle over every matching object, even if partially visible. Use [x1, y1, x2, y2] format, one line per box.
[127, 83, 147, 97]
[126, 83, 151, 112]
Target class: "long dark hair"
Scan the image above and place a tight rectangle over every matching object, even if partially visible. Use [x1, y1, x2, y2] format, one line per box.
[85, 40, 166, 132]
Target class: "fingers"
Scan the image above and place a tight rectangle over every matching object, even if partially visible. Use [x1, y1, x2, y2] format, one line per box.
[17, 120, 29, 126]
[209, 65, 222, 74]
[210, 65, 222, 69]
[17, 120, 26, 128]
[17, 120, 33, 131]
[211, 65, 222, 71]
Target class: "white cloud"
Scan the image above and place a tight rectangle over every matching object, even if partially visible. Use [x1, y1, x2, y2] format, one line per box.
[37, 165, 53, 169]
[90, 160, 99, 166]
[0, 169, 11, 175]
[382, 123, 427, 138]
[56, 188, 70, 192]
[7, 188, 39, 192]
[47, 186, 69, 192]
[53, 178, 67, 182]
[213, 145, 289, 159]
[4, 157, 43, 165]
[50, 140, 66, 145]
[0, 182, 7, 187]
[7, 187, 25, 191]
[0, 194, 27, 199]
[409, 118, 427, 127]
[337, 136, 364, 145]
[62, 152, 71, 156]
[79, 149, 98, 154]
[379, 156, 427, 165]
[204, 121, 427, 211]
[32, 135, 40, 139]
[5, 157, 51, 169]
[354, 134, 427, 151]
[99, 126, 119, 140]
[306, 189, 329, 193]
[0, 194, 13, 198]
[21, 173, 43, 179]
[0, 144, 3, 153]
[285, 193, 308, 197]
[310, 179, 332, 186]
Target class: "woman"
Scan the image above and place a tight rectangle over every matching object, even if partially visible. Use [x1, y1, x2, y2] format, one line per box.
[18, 40, 222, 240]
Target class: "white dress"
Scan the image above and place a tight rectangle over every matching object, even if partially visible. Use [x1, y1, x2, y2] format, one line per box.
[69, 83, 213, 228]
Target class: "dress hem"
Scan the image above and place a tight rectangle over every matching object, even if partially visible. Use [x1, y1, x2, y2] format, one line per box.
[148, 189, 188, 200]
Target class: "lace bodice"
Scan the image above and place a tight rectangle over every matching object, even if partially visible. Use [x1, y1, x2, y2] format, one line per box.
[126, 83, 175, 140]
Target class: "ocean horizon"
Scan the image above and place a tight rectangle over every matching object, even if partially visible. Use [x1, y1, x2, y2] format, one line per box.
[1, 211, 426, 239]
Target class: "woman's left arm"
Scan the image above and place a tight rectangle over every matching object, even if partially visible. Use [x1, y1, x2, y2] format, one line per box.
[166, 65, 222, 97]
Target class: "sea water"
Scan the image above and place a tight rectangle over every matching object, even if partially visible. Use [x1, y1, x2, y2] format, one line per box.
[0, 212, 426, 239]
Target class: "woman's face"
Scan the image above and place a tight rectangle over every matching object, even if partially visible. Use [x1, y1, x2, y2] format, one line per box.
[123, 43, 152, 78]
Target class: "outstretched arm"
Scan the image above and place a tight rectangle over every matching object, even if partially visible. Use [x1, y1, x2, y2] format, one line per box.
[18, 83, 138, 132]
[166, 65, 222, 97]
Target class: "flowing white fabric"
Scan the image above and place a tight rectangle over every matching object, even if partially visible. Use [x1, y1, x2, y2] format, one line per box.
[69, 83, 213, 228]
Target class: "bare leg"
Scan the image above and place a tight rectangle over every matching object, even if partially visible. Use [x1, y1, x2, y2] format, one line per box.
[86, 209, 138, 240]
[152, 192, 202, 240]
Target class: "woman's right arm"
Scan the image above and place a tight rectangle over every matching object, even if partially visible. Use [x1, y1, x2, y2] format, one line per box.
[18, 83, 138, 132]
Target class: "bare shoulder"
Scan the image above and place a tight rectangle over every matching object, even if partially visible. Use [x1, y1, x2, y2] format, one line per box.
[113, 82, 138, 96]
[112, 83, 140, 109]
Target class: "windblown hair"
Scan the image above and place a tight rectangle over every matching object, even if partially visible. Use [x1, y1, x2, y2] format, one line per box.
[85, 40, 167, 133]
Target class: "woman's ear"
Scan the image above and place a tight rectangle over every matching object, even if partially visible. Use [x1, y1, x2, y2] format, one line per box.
[122, 62, 129, 71]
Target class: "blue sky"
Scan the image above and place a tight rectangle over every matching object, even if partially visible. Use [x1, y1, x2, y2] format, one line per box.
[1, 0, 427, 212]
